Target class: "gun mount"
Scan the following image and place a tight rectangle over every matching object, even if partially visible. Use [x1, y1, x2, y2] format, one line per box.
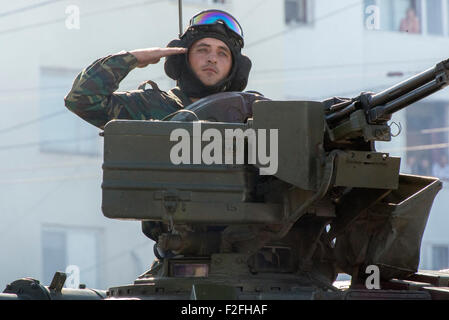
[99, 60, 449, 300]
[3, 60, 449, 300]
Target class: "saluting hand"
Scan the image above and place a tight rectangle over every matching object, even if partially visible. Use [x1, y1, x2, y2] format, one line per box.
[129, 47, 187, 68]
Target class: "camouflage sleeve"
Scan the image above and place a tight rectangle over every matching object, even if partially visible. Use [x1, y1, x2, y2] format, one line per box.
[64, 52, 179, 129]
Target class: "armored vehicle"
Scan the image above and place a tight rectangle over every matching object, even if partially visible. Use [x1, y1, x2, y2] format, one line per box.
[2, 59, 449, 300]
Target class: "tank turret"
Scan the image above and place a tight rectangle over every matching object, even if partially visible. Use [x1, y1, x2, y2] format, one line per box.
[99, 59, 449, 300]
[3, 59, 449, 301]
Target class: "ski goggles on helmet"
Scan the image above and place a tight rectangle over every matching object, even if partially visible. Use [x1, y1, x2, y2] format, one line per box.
[189, 9, 244, 40]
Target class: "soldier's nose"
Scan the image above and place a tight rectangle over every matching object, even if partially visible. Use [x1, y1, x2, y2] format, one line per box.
[207, 53, 218, 64]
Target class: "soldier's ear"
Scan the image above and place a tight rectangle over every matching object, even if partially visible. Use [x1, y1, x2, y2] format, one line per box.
[229, 54, 252, 92]
[164, 39, 186, 80]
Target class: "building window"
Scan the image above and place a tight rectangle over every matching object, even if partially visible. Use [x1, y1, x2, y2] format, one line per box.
[39, 67, 102, 156]
[285, 0, 313, 26]
[426, 0, 444, 35]
[42, 226, 100, 289]
[365, 0, 448, 36]
[42, 230, 66, 287]
[432, 245, 449, 270]
[390, 0, 421, 33]
[403, 101, 449, 181]
[364, 0, 422, 33]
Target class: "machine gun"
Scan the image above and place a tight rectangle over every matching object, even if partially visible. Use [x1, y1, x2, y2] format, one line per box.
[325, 58, 449, 145]
[96, 59, 449, 300]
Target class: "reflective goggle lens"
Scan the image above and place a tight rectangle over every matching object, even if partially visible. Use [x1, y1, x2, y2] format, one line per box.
[190, 10, 243, 38]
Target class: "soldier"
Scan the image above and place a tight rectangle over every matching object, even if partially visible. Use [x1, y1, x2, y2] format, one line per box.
[64, 9, 252, 246]
[64, 9, 252, 129]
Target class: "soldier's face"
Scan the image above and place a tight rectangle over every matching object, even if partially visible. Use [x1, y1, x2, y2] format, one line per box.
[188, 37, 232, 86]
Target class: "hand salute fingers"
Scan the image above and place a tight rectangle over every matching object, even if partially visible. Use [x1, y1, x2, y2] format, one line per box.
[158, 47, 187, 57]
[129, 47, 187, 68]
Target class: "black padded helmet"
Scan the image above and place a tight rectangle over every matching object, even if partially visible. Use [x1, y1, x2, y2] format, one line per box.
[164, 9, 252, 99]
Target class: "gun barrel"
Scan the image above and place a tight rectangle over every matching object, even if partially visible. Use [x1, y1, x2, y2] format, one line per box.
[368, 60, 449, 123]
[369, 78, 445, 123]
[370, 66, 437, 108]
[383, 79, 444, 114]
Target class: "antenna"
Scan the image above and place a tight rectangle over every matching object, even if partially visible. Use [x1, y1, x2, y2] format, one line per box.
[178, 0, 183, 37]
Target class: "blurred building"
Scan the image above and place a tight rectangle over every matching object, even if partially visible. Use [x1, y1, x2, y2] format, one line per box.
[0, 0, 448, 290]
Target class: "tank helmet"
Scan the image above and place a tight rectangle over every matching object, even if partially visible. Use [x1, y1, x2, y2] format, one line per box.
[164, 9, 252, 98]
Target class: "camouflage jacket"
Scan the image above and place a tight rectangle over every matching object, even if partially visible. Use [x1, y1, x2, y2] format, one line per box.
[64, 51, 193, 129]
